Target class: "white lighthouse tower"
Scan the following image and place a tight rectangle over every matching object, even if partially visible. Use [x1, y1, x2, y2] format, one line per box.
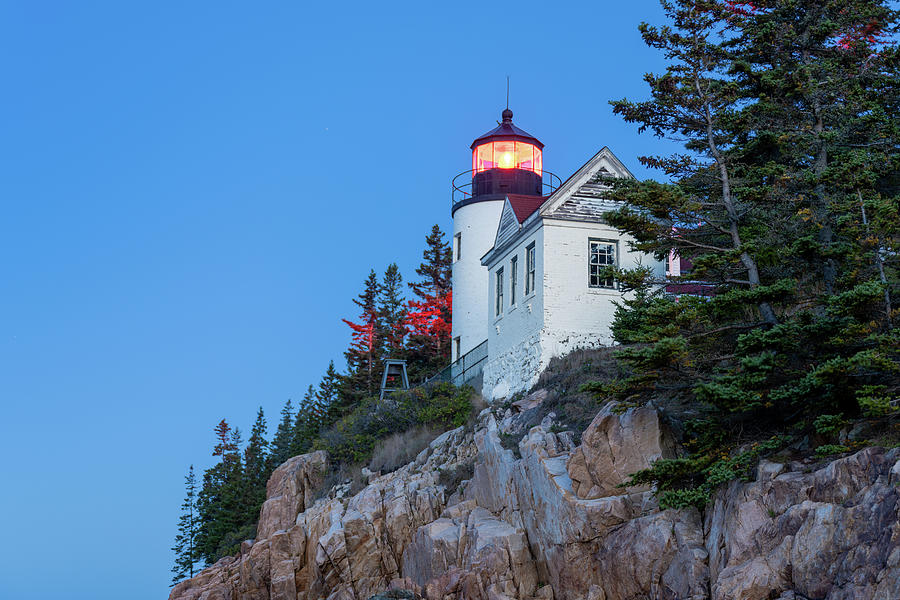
[450, 108, 548, 362]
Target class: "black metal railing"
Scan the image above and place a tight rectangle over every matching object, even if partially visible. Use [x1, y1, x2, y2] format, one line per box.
[451, 170, 561, 207]
[425, 339, 488, 387]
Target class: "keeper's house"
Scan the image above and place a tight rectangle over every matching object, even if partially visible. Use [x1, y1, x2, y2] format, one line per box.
[449, 108, 664, 401]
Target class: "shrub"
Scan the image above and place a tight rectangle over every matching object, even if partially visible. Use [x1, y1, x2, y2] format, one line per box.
[369, 425, 439, 473]
[814, 444, 851, 458]
[626, 436, 788, 509]
[814, 414, 847, 436]
[315, 383, 474, 475]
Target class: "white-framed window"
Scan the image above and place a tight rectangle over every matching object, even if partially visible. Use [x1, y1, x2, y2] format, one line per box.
[454, 233, 462, 262]
[525, 242, 536, 295]
[453, 336, 461, 361]
[510, 255, 518, 305]
[589, 239, 617, 288]
[495, 267, 504, 316]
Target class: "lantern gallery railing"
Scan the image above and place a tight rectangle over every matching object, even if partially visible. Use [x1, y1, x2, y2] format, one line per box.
[451, 169, 561, 207]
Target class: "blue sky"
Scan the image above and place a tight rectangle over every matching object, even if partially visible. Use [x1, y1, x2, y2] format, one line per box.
[0, 1, 676, 598]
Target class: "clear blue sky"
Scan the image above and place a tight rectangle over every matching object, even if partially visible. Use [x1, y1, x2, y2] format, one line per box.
[0, 2, 675, 598]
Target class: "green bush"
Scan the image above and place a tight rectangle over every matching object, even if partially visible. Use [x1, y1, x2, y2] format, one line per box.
[314, 383, 474, 469]
[814, 444, 851, 457]
[626, 436, 788, 509]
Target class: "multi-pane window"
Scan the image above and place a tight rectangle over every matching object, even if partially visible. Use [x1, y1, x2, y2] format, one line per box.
[454, 233, 462, 261]
[589, 239, 617, 288]
[525, 243, 536, 295]
[510, 256, 518, 305]
[495, 267, 504, 316]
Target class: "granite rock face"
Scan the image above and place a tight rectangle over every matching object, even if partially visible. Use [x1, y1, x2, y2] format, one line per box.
[169, 401, 900, 600]
[565, 404, 676, 499]
[257, 451, 328, 540]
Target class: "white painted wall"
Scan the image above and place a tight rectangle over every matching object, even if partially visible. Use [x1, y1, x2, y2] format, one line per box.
[482, 218, 665, 400]
[451, 199, 504, 359]
[486, 226, 544, 354]
[543, 219, 662, 342]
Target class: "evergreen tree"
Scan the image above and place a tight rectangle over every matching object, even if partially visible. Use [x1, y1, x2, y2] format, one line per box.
[195, 420, 246, 563]
[242, 408, 269, 524]
[292, 385, 321, 455]
[731, 0, 900, 296]
[317, 361, 342, 418]
[377, 263, 407, 359]
[587, 0, 900, 509]
[342, 270, 381, 403]
[405, 225, 453, 380]
[269, 399, 295, 470]
[171, 465, 198, 584]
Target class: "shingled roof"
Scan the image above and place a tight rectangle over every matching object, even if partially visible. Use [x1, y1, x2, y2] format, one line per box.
[506, 194, 548, 224]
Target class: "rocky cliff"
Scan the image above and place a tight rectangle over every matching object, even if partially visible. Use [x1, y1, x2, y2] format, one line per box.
[170, 395, 900, 600]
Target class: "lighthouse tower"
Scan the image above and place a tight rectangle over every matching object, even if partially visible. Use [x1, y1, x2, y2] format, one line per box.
[450, 108, 546, 361]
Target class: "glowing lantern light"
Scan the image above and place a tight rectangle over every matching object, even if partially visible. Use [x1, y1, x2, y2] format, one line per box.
[471, 140, 543, 176]
[462, 108, 546, 200]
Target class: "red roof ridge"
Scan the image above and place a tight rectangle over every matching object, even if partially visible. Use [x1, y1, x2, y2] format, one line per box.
[506, 194, 548, 224]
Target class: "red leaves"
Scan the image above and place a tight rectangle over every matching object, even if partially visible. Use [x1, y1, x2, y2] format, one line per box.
[836, 19, 885, 50]
[342, 315, 375, 354]
[404, 290, 452, 344]
[724, 1, 758, 17]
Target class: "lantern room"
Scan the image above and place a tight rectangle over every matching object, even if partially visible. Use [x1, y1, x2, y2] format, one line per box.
[469, 108, 544, 198]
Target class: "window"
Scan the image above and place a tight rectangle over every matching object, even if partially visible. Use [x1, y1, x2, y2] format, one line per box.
[525, 243, 536, 295]
[495, 267, 504, 316]
[510, 255, 518, 305]
[454, 233, 462, 261]
[454, 337, 461, 362]
[589, 239, 617, 288]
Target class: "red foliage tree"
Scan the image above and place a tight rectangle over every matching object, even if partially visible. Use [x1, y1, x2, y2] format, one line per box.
[404, 225, 452, 378]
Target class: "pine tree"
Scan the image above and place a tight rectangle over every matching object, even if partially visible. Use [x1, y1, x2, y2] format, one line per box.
[409, 225, 452, 299]
[269, 399, 295, 470]
[731, 0, 900, 296]
[405, 225, 453, 380]
[585, 0, 900, 509]
[292, 385, 321, 455]
[377, 263, 407, 359]
[171, 465, 198, 585]
[343, 270, 381, 403]
[195, 420, 246, 563]
[317, 361, 342, 419]
[242, 408, 269, 524]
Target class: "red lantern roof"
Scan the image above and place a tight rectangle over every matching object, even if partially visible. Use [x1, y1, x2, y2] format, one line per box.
[470, 108, 544, 150]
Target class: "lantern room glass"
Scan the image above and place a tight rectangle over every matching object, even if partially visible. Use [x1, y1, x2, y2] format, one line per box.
[472, 141, 542, 177]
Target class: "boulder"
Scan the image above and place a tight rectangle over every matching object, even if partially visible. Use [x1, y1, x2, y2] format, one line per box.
[257, 451, 328, 539]
[401, 503, 538, 600]
[566, 403, 676, 500]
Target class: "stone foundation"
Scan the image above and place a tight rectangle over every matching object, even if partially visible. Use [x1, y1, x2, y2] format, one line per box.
[482, 329, 612, 401]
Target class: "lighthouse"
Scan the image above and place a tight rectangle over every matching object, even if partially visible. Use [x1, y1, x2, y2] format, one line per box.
[450, 108, 550, 362]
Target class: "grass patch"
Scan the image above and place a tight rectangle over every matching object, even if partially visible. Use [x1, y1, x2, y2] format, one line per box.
[369, 425, 440, 474]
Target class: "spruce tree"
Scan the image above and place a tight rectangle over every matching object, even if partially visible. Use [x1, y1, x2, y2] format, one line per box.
[342, 270, 381, 403]
[242, 408, 269, 524]
[292, 384, 320, 455]
[171, 465, 198, 584]
[268, 399, 295, 470]
[405, 225, 452, 380]
[317, 361, 341, 419]
[587, 0, 900, 509]
[195, 420, 246, 563]
[377, 263, 407, 359]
